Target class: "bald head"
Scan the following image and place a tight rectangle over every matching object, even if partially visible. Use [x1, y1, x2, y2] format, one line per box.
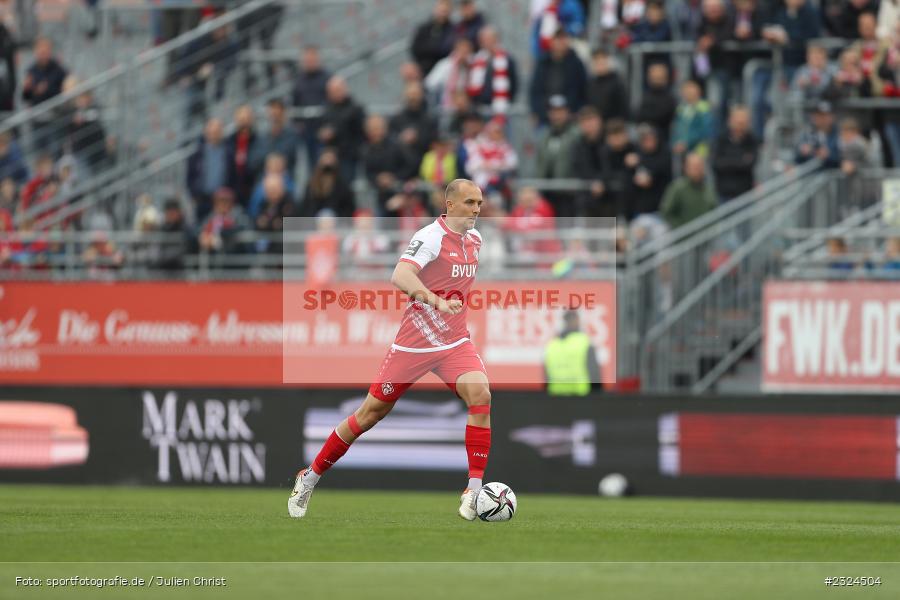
[205, 118, 224, 144]
[444, 179, 483, 229]
[703, 0, 725, 18]
[517, 186, 540, 210]
[404, 82, 425, 107]
[234, 105, 254, 130]
[684, 153, 706, 183]
[327, 76, 348, 102]
[34, 38, 53, 65]
[478, 26, 498, 51]
[728, 105, 751, 137]
[433, 0, 451, 21]
[365, 114, 388, 142]
[446, 178, 477, 202]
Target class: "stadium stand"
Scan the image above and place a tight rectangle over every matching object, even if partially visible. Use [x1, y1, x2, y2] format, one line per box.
[1, 0, 899, 392]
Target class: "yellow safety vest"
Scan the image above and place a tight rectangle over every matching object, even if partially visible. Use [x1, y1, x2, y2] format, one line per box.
[544, 332, 592, 396]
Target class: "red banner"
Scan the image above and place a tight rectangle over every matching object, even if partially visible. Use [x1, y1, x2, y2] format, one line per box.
[763, 281, 900, 392]
[0, 281, 615, 387]
[659, 413, 899, 481]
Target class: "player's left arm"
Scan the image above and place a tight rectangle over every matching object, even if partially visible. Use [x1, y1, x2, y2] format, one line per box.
[391, 261, 463, 314]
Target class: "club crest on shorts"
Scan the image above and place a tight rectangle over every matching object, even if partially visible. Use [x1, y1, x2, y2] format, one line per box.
[381, 382, 394, 396]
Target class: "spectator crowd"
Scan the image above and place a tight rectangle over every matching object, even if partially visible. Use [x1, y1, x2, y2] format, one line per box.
[2, 0, 900, 276]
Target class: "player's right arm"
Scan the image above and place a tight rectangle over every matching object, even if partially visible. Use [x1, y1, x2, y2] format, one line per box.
[391, 261, 463, 314]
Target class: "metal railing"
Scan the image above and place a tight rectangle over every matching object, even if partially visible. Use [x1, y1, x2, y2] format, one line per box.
[22, 11, 434, 231]
[32, 145, 196, 231]
[9, 0, 437, 229]
[10, 0, 536, 237]
[613, 159, 822, 379]
[14, 0, 440, 230]
[771, 70, 900, 175]
[7, 1, 283, 210]
[625, 40, 781, 113]
[780, 192, 900, 280]
[637, 168, 888, 392]
[10, 163, 871, 389]
[89, 0, 403, 66]
[639, 175, 823, 392]
[0, 221, 618, 282]
[624, 36, 851, 112]
[628, 158, 823, 266]
[13, 158, 815, 375]
[784, 97, 900, 144]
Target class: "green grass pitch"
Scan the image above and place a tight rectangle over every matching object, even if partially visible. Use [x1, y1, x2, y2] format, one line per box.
[1, 484, 899, 600]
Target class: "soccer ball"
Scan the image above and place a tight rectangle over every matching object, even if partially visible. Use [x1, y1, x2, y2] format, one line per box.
[475, 482, 517, 522]
[598, 473, 628, 497]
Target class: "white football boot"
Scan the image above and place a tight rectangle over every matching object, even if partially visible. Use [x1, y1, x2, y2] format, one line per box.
[288, 468, 316, 518]
[458, 488, 478, 521]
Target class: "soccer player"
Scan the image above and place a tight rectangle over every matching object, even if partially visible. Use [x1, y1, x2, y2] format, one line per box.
[289, 179, 491, 520]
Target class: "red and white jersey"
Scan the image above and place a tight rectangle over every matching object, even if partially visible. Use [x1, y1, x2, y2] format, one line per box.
[394, 215, 482, 352]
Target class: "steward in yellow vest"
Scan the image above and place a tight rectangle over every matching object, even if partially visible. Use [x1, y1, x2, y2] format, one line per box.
[543, 310, 602, 396]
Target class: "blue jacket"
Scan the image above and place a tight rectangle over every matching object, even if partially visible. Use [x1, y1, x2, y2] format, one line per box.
[291, 68, 330, 121]
[252, 127, 301, 174]
[186, 137, 227, 200]
[772, 2, 822, 67]
[22, 59, 67, 106]
[795, 125, 841, 169]
[630, 19, 672, 44]
[0, 140, 29, 184]
[529, 49, 587, 124]
[672, 100, 713, 155]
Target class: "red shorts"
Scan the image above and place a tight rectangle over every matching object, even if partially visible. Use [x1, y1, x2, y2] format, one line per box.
[368, 340, 488, 402]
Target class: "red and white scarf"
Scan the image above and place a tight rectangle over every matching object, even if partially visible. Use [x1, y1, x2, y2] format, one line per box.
[468, 48, 511, 114]
[537, 1, 559, 52]
[441, 57, 468, 109]
[465, 134, 518, 188]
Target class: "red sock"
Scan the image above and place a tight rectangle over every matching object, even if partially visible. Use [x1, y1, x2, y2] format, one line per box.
[465, 425, 491, 479]
[312, 430, 351, 475]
